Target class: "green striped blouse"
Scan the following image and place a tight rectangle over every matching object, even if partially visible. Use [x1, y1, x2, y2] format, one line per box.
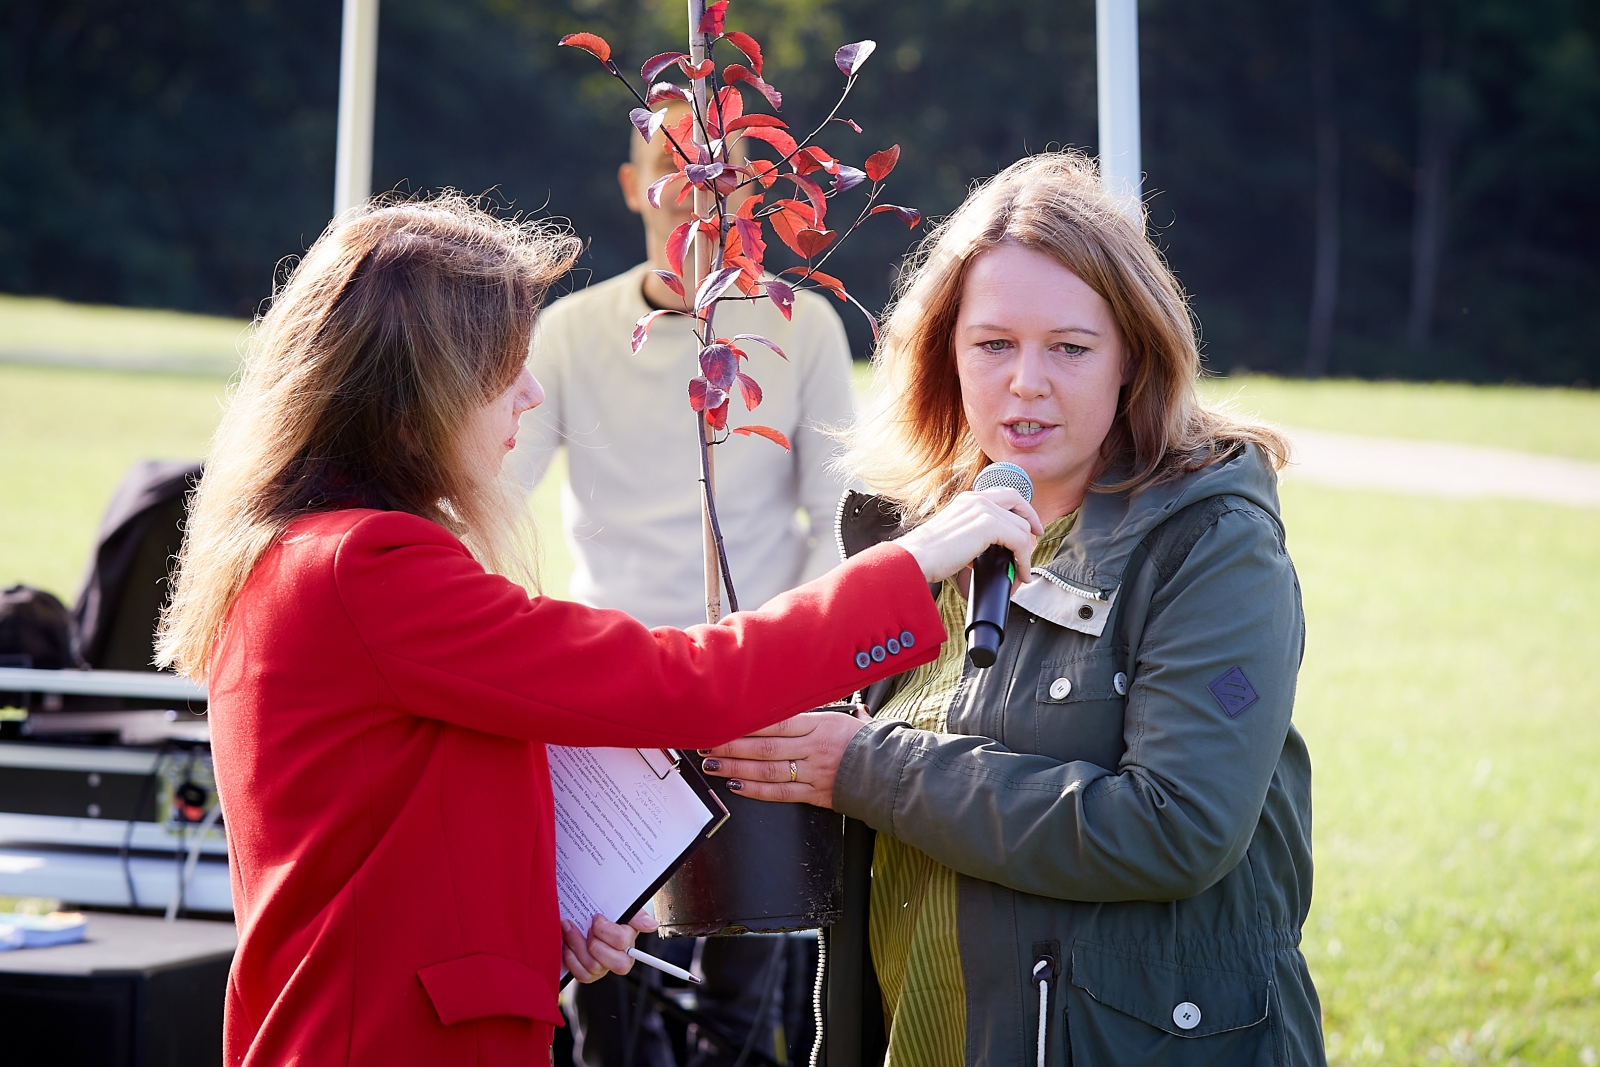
[868, 513, 1077, 1067]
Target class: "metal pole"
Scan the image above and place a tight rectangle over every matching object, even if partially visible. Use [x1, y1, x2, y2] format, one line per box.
[334, 0, 380, 218]
[1095, 0, 1142, 216]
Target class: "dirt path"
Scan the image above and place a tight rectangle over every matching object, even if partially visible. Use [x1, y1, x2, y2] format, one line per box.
[1281, 426, 1600, 508]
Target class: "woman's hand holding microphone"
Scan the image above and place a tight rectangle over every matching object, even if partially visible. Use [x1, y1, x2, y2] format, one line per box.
[699, 486, 1042, 806]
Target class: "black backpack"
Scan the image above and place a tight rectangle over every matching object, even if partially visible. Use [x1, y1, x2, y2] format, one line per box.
[0, 584, 84, 671]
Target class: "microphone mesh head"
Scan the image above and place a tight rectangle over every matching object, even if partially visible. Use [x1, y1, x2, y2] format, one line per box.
[972, 461, 1034, 502]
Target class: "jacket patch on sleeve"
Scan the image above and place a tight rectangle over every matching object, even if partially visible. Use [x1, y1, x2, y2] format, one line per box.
[1207, 666, 1259, 718]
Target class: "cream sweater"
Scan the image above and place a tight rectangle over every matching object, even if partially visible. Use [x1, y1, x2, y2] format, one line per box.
[509, 264, 856, 628]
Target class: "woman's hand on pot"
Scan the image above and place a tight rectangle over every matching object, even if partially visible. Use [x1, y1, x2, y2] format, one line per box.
[562, 909, 657, 983]
[699, 707, 872, 807]
[897, 487, 1043, 584]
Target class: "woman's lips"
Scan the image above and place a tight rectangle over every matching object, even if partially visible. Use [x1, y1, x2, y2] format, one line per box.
[1001, 421, 1056, 449]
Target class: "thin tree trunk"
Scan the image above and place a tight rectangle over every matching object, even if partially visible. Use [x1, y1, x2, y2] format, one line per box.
[685, 0, 723, 625]
[1304, 0, 1339, 378]
[1407, 34, 1451, 352]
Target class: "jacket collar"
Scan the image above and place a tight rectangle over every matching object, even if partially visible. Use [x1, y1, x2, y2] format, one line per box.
[1010, 444, 1283, 636]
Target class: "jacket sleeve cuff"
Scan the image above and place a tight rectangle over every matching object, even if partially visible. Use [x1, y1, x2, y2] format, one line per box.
[832, 716, 918, 832]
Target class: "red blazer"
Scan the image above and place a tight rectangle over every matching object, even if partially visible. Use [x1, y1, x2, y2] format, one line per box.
[208, 509, 941, 1067]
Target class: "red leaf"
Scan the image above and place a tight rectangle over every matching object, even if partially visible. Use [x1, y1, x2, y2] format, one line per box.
[630, 106, 668, 145]
[678, 57, 715, 81]
[791, 146, 840, 176]
[647, 81, 693, 108]
[831, 165, 867, 194]
[731, 425, 791, 450]
[727, 257, 764, 294]
[736, 193, 764, 220]
[662, 110, 697, 165]
[559, 32, 612, 64]
[831, 117, 864, 134]
[723, 64, 782, 110]
[731, 333, 788, 361]
[734, 216, 766, 267]
[736, 125, 798, 158]
[725, 114, 788, 133]
[869, 203, 922, 228]
[834, 40, 876, 76]
[780, 266, 848, 301]
[735, 372, 763, 410]
[865, 144, 900, 183]
[768, 202, 817, 257]
[699, 342, 738, 389]
[646, 171, 685, 209]
[694, 266, 744, 311]
[652, 269, 686, 300]
[688, 376, 728, 413]
[763, 280, 795, 319]
[746, 159, 778, 188]
[665, 222, 691, 278]
[641, 52, 687, 82]
[706, 85, 744, 138]
[707, 399, 731, 431]
[722, 31, 764, 75]
[778, 172, 828, 223]
[795, 227, 836, 258]
[699, 0, 728, 36]
[633, 308, 679, 353]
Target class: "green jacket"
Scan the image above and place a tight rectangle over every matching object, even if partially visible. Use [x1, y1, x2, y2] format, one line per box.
[827, 445, 1324, 1067]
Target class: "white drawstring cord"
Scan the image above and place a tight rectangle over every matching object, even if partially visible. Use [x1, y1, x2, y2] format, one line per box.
[1033, 957, 1050, 1067]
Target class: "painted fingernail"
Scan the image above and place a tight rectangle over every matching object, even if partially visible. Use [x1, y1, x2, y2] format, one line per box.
[696, 749, 712, 756]
[729, 779, 743, 791]
[703, 758, 721, 772]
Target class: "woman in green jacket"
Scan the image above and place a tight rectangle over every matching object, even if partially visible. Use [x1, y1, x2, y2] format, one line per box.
[699, 151, 1325, 1066]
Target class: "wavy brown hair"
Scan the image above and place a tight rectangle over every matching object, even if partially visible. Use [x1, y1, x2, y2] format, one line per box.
[157, 195, 580, 678]
[841, 151, 1287, 520]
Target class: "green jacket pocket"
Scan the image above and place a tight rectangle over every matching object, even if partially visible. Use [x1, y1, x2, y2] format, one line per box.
[1066, 942, 1278, 1066]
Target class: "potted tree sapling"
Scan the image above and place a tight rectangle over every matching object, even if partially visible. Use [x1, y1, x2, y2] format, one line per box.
[559, 0, 920, 936]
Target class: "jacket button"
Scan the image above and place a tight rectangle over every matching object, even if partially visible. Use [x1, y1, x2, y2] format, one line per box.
[1173, 1002, 1201, 1030]
[1048, 677, 1072, 700]
[1114, 672, 1129, 695]
[871, 645, 887, 663]
[886, 637, 901, 655]
[1078, 604, 1095, 620]
[899, 630, 915, 648]
[855, 651, 871, 670]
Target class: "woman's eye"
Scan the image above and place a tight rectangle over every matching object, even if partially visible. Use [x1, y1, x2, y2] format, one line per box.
[1055, 343, 1088, 357]
[979, 339, 1011, 353]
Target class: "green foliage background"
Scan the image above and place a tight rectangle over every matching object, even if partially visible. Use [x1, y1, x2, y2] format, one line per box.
[2, 0, 1597, 384]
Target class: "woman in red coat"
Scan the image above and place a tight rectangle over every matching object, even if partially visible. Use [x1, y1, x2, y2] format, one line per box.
[156, 197, 1039, 1067]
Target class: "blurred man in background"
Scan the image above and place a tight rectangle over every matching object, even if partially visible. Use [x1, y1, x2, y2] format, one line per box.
[510, 103, 855, 1067]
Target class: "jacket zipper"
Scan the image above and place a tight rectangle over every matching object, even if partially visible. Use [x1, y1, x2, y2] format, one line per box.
[1032, 952, 1057, 1067]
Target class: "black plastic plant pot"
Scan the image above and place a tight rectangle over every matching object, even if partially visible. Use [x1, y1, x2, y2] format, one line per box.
[653, 781, 845, 936]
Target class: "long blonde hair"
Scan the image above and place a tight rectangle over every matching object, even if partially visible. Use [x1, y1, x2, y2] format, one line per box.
[157, 195, 580, 678]
[842, 151, 1287, 520]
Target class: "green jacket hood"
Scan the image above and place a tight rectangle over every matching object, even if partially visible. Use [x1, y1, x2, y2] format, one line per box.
[1047, 443, 1282, 596]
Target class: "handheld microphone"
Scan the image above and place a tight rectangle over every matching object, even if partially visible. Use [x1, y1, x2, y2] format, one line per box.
[965, 461, 1034, 668]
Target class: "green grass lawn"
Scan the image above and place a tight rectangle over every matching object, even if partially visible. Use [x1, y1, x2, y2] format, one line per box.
[0, 293, 250, 375]
[2, 308, 1598, 1063]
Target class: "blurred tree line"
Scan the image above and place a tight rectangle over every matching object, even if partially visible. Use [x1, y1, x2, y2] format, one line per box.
[1, 0, 1595, 383]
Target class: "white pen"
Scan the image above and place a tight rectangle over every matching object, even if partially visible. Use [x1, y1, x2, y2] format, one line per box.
[626, 945, 702, 984]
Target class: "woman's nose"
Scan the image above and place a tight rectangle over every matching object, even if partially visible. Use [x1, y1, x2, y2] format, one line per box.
[1009, 346, 1050, 399]
[517, 369, 545, 414]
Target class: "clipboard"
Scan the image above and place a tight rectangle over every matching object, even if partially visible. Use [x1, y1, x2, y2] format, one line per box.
[549, 747, 729, 987]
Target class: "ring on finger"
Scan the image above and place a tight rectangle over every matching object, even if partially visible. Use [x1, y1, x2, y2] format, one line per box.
[788, 760, 798, 783]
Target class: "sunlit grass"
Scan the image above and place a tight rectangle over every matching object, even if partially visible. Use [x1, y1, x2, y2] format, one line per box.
[1198, 374, 1600, 463]
[1284, 483, 1600, 1065]
[0, 293, 250, 374]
